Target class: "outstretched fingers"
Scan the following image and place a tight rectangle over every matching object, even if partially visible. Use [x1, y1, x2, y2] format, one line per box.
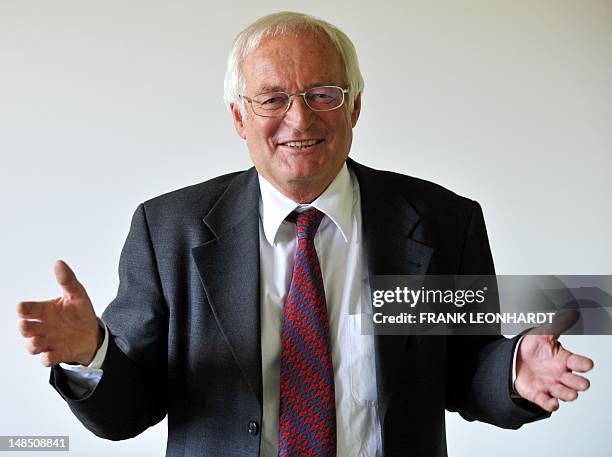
[567, 353, 594, 373]
[534, 391, 559, 412]
[18, 319, 47, 338]
[549, 383, 578, 402]
[25, 336, 50, 355]
[560, 371, 590, 391]
[16, 299, 56, 320]
[40, 352, 63, 368]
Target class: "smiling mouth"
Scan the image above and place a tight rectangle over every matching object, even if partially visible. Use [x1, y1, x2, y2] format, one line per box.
[278, 139, 324, 149]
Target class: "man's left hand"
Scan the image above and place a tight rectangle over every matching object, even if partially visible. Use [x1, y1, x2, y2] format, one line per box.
[515, 312, 594, 412]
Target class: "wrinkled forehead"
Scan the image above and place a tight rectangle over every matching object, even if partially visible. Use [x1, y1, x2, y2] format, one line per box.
[241, 30, 345, 94]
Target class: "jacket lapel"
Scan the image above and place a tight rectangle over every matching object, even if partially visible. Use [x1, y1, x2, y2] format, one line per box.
[191, 167, 263, 406]
[348, 159, 434, 421]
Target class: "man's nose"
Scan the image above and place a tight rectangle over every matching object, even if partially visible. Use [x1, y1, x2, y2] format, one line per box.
[283, 95, 316, 131]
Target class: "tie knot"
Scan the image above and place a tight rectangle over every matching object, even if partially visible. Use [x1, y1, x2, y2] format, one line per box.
[286, 208, 325, 239]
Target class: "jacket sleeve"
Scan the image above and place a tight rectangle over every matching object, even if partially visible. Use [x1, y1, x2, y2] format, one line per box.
[50, 203, 169, 440]
[444, 200, 550, 429]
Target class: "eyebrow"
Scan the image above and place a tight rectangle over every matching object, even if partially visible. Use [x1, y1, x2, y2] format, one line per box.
[256, 82, 340, 94]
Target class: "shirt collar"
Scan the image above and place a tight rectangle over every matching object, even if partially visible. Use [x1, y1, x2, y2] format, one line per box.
[258, 163, 353, 246]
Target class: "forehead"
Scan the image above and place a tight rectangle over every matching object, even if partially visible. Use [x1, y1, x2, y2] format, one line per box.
[241, 31, 345, 94]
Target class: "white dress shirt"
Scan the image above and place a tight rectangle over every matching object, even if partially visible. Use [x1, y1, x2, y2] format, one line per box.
[61, 163, 383, 456]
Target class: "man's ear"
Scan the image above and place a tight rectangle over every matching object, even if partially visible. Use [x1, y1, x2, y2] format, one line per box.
[350, 92, 362, 128]
[230, 103, 247, 139]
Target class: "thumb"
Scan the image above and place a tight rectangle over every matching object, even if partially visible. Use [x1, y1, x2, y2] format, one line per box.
[550, 309, 580, 338]
[54, 260, 85, 297]
[530, 309, 580, 337]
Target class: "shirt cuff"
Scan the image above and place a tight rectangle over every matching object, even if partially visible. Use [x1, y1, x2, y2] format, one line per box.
[511, 334, 526, 398]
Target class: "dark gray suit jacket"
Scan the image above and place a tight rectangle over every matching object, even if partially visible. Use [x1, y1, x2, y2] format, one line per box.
[51, 159, 547, 456]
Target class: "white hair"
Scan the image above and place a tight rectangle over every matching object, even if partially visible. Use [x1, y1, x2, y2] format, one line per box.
[223, 11, 364, 117]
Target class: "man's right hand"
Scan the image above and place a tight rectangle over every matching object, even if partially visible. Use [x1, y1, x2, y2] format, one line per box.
[17, 260, 103, 367]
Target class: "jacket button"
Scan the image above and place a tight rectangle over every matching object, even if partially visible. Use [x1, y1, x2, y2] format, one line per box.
[248, 420, 259, 436]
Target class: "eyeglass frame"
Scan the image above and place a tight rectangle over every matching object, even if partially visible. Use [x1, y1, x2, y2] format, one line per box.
[239, 85, 350, 118]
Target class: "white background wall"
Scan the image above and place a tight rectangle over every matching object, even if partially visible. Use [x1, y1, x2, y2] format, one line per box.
[1, 1, 610, 456]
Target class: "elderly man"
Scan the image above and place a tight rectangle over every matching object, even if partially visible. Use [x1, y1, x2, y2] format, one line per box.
[17, 11, 593, 457]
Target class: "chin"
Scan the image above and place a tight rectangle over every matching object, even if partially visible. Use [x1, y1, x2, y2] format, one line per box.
[282, 162, 328, 182]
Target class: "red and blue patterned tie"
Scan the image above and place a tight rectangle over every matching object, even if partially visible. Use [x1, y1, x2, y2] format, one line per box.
[279, 208, 336, 457]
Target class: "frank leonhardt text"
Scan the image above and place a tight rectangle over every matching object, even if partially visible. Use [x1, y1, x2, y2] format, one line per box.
[370, 286, 556, 325]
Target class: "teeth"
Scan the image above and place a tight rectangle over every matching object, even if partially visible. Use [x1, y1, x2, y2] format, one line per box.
[282, 139, 320, 148]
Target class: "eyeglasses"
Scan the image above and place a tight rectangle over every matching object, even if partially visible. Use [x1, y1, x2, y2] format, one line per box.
[240, 85, 349, 118]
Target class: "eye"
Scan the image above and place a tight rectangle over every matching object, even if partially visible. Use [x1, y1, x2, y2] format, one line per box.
[254, 93, 288, 109]
[309, 93, 335, 102]
[261, 96, 282, 105]
[306, 87, 342, 107]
